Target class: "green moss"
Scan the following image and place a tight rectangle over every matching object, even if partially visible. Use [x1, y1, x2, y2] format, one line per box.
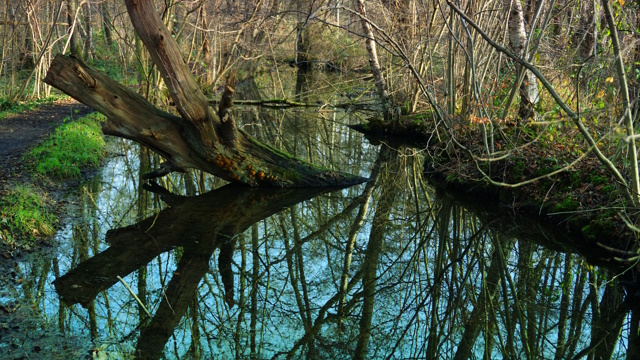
[601, 184, 615, 194]
[25, 112, 106, 178]
[512, 159, 525, 181]
[569, 171, 581, 187]
[0, 185, 57, 249]
[247, 134, 330, 173]
[279, 168, 302, 182]
[588, 174, 608, 185]
[554, 197, 579, 212]
[581, 219, 616, 241]
[247, 135, 295, 160]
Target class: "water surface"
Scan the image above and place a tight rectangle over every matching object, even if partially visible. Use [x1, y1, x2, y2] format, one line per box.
[11, 76, 638, 359]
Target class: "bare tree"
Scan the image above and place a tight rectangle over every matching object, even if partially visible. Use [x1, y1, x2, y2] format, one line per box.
[45, 0, 364, 187]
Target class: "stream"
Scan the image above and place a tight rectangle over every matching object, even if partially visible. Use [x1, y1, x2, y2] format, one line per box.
[4, 72, 637, 359]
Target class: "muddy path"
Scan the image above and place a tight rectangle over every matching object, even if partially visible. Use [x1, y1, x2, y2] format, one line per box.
[0, 100, 97, 359]
[0, 100, 94, 188]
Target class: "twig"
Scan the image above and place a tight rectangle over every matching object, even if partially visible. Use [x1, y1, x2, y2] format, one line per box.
[446, 0, 633, 203]
[117, 275, 151, 317]
[208, 98, 375, 110]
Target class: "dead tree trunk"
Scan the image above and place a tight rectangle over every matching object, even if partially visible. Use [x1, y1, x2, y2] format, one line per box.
[44, 0, 365, 187]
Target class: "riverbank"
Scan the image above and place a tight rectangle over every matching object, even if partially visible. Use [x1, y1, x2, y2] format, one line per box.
[354, 116, 638, 267]
[0, 100, 97, 358]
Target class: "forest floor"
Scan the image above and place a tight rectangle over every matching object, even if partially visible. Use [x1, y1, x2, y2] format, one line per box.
[0, 100, 97, 359]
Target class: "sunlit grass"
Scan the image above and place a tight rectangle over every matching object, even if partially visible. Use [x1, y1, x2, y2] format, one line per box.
[0, 185, 57, 249]
[26, 112, 106, 178]
[0, 96, 61, 120]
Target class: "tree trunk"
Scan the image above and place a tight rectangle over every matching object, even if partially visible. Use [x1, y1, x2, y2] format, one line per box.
[354, 146, 402, 360]
[44, 0, 364, 188]
[82, 1, 93, 60]
[66, 0, 80, 58]
[99, 1, 113, 47]
[354, 0, 394, 122]
[629, 308, 640, 360]
[453, 235, 515, 360]
[590, 276, 626, 360]
[505, 0, 539, 120]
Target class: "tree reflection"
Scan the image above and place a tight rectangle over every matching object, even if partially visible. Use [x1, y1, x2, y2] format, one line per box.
[18, 140, 640, 359]
[54, 182, 346, 358]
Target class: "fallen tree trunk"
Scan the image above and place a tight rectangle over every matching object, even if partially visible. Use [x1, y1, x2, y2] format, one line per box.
[43, 0, 366, 187]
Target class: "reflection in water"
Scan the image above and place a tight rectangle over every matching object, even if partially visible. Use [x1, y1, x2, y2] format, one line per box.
[55, 181, 342, 358]
[14, 106, 639, 359]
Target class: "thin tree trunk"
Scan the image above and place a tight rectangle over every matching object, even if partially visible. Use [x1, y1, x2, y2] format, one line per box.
[629, 308, 640, 359]
[99, 1, 113, 47]
[590, 276, 626, 360]
[505, 0, 539, 120]
[337, 154, 382, 328]
[66, 0, 80, 58]
[250, 223, 259, 359]
[354, 146, 402, 360]
[577, 0, 596, 59]
[354, 0, 393, 122]
[602, 0, 640, 204]
[82, 1, 93, 60]
[453, 235, 515, 360]
[447, 8, 456, 115]
[554, 254, 573, 360]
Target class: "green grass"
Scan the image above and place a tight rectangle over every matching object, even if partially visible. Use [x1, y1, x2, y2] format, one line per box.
[1, 112, 107, 249]
[25, 112, 106, 178]
[0, 96, 61, 120]
[0, 185, 57, 249]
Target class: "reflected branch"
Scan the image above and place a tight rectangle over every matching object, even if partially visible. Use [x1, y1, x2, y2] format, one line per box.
[54, 183, 350, 358]
[54, 184, 344, 307]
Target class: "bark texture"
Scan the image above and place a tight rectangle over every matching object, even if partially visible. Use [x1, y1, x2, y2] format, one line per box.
[45, 0, 365, 188]
[506, 0, 539, 119]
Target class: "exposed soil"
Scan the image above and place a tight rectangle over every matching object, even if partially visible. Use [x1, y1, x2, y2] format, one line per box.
[0, 100, 94, 187]
[0, 100, 97, 359]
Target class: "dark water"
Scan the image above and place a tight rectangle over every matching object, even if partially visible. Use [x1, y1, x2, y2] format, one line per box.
[7, 77, 637, 359]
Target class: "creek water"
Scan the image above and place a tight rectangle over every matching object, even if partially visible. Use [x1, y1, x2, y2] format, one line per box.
[8, 74, 637, 359]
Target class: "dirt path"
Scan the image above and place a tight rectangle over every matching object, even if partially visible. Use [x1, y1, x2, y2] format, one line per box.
[0, 100, 93, 189]
[0, 99, 96, 359]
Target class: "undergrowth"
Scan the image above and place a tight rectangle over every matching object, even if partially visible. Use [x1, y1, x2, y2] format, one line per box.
[0, 96, 61, 120]
[1, 112, 106, 249]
